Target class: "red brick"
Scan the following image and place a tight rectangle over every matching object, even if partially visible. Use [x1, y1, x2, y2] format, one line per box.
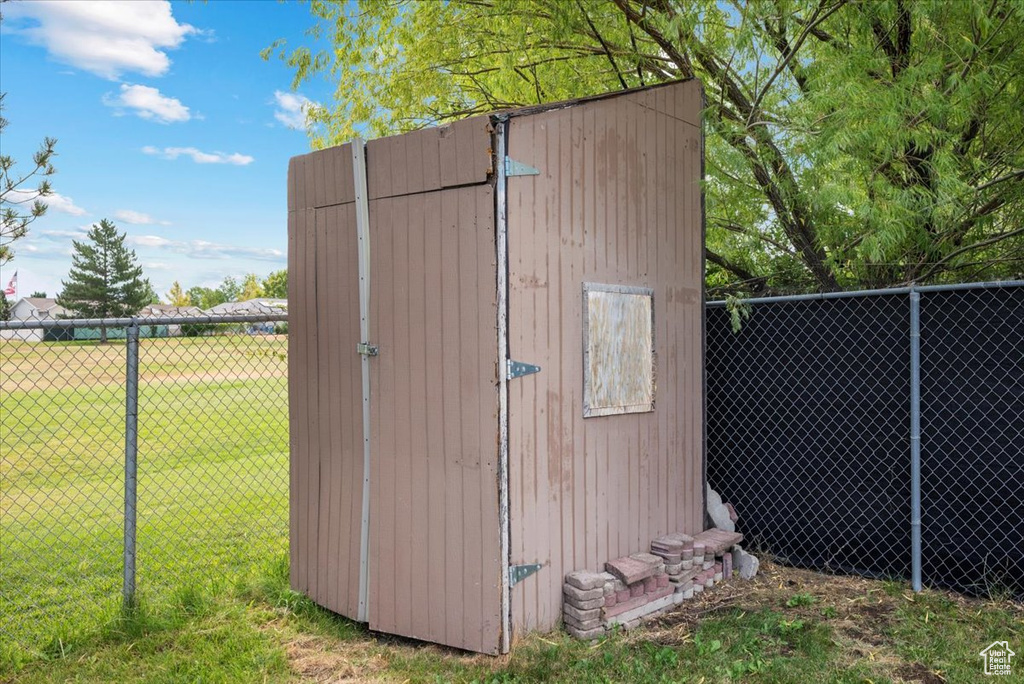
[605, 556, 658, 585]
[643, 576, 657, 593]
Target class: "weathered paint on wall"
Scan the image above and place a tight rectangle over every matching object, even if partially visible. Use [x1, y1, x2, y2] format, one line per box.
[289, 80, 704, 653]
[505, 80, 704, 635]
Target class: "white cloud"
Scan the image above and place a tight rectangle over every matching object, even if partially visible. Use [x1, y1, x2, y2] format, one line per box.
[114, 209, 170, 226]
[127, 235, 284, 262]
[103, 84, 191, 123]
[3, 0, 197, 79]
[272, 90, 316, 130]
[141, 146, 254, 166]
[5, 189, 88, 216]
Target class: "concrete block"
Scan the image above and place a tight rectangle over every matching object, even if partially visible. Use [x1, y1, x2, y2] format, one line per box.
[563, 584, 604, 602]
[643, 576, 657, 593]
[681, 548, 694, 561]
[694, 528, 744, 556]
[692, 582, 704, 593]
[565, 570, 606, 591]
[603, 589, 675, 628]
[664, 562, 682, 575]
[673, 579, 694, 593]
[629, 582, 644, 598]
[564, 595, 605, 611]
[606, 555, 658, 585]
[735, 546, 760, 580]
[706, 484, 736, 532]
[604, 592, 617, 608]
[566, 624, 606, 640]
[680, 587, 694, 600]
[656, 573, 669, 589]
[703, 561, 714, 570]
[564, 603, 601, 622]
[563, 613, 602, 631]
[681, 559, 693, 570]
[602, 582, 615, 597]
[616, 588, 630, 603]
[651, 551, 682, 564]
[602, 592, 649, 619]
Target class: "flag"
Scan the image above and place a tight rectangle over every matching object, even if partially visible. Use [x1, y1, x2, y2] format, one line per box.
[3, 271, 16, 297]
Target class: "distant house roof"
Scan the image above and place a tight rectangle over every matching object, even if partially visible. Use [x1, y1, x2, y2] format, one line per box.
[11, 297, 72, 320]
[206, 298, 287, 315]
[139, 304, 204, 317]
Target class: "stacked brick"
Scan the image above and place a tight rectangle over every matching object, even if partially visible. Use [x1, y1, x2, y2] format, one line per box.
[563, 527, 747, 640]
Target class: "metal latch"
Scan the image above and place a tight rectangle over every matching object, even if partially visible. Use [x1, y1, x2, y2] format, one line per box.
[507, 359, 540, 380]
[504, 156, 540, 177]
[357, 342, 378, 357]
[509, 563, 543, 588]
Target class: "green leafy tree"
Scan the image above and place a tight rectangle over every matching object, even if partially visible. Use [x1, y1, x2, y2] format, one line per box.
[0, 93, 57, 265]
[0, 294, 10, 322]
[186, 285, 226, 310]
[167, 280, 191, 307]
[269, 0, 1024, 294]
[262, 269, 287, 298]
[29, 290, 46, 298]
[239, 272, 264, 301]
[57, 219, 150, 342]
[218, 275, 241, 303]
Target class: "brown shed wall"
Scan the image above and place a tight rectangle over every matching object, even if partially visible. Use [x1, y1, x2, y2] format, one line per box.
[288, 144, 365, 619]
[504, 81, 704, 634]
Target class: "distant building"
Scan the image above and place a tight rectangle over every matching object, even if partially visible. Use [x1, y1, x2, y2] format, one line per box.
[1, 297, 72, 341]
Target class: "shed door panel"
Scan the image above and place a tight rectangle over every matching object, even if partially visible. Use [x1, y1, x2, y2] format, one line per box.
[368, 184, 502, 654]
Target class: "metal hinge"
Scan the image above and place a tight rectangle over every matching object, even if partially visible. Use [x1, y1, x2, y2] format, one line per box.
[507, 359, 540, 380]
[504, 156, 540, 177]
[509, 563, 543, 588]
[357, 342, 378, 357]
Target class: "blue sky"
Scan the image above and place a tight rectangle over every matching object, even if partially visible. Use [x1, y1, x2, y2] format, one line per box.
[1, 0, 334, 300]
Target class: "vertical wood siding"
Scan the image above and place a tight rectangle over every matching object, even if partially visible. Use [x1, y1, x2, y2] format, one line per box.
[505, 81, 704, 634]
[288, 144, 365, 620]
[368, 183, 502, 654]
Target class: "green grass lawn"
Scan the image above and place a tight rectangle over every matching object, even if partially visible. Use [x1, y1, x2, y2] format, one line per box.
[0, 335, 289, 668]
[3, 336, 1021, 682]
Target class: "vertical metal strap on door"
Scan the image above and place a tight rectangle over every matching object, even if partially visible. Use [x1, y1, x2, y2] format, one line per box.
[352, 139, 373, 621]
[494, 116, 512, 653]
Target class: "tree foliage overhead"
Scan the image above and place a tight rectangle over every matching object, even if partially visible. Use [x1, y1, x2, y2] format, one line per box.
[57, 219, 151, 340]
[269, 0, 1024, 294]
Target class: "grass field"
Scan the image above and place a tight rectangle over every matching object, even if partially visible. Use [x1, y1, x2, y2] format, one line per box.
[0, 335, 289, 668]
[3, 336, 1021, 682]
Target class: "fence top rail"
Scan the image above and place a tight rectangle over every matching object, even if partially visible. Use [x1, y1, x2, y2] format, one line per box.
[0, 312, 288, 331]
[706, 279, 1024, 308]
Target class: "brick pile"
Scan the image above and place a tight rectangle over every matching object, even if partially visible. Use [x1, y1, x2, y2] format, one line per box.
[562, 527, 748, 639]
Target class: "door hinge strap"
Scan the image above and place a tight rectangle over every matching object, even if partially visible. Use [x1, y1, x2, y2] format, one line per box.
[357, 342, 378, 357]
[509, 563, 543, 588]
[507, 359, 540, 380]
[504, 157, 540, 177]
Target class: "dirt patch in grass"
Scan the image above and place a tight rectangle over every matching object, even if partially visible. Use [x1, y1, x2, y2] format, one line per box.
[895, 661, 946, 683]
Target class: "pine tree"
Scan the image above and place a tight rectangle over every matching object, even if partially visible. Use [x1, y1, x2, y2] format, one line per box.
[167, 280, 190, 307]
[0, 295, 10, 322]
[57, 219, 150, 342]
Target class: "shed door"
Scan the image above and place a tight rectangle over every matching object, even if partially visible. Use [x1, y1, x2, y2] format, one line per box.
[367, 184, 503, 654]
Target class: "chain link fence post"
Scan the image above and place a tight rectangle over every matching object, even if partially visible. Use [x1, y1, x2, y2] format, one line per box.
[123, 320, 139, 610]
[909, 288, 922, 592]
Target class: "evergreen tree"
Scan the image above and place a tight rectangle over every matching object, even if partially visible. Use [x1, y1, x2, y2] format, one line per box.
[167, 280, 190, 306]
[0, 295, 10, 322]
[57, 219, 150, 342]
[29, 290, 46, 298]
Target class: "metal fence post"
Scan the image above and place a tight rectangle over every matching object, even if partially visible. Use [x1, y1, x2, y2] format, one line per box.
[123, 319, 139, 609]
[909, 288, 922, 592]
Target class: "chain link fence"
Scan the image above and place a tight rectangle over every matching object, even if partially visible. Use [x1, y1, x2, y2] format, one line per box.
[0, 313, 289, 657]
[707, 281, 1024, 600]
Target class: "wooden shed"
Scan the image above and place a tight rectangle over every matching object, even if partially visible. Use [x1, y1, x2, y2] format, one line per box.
[287, 79, 705, 654]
